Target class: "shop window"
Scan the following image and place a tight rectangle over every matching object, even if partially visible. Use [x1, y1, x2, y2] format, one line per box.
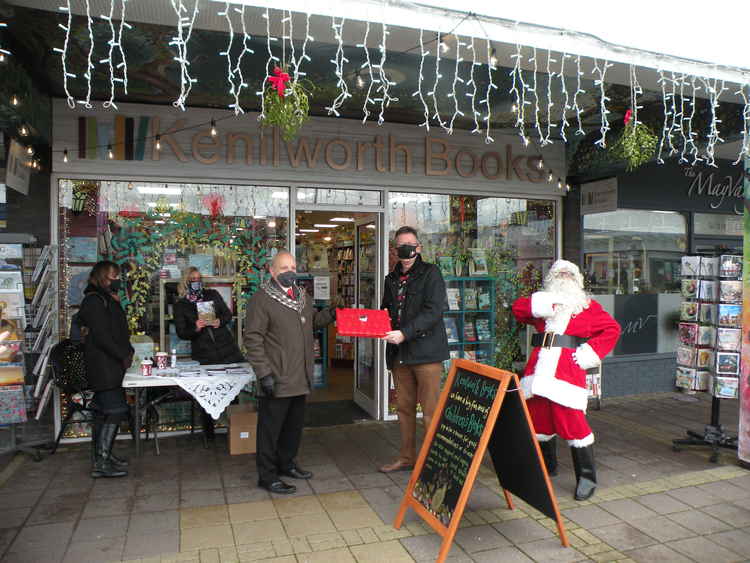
[58, 179, 288, 435]
[583, 209, 686, 355]
[386, 192, 556, 413]
[693, 212, 742, 237]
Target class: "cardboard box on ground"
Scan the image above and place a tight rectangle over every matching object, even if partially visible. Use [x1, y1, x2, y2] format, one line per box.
[228, 401, 258, 455]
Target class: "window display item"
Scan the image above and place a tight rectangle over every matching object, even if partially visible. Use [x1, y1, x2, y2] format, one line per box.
[680, 302, 698, 321]
[698, 280, 717, 302]
[445, 318, 460, 343]
[438, 256, 454, 278]
[463, 322, 477, 342]
[710, 375, 739, 399]
[67, 266, 90, 306]
[189, 254, 214, 276]
[196, 301, 217, 323]
[0, 363, 24, 387]
[0, 271, 22, 292]
[675, 366, 695, 390]
[718, 304, 741, 327]
[719, 280, 742, 303]
[696, 349, 714, 370]
[699, 257, 719, 278]
[475, 319, 492, 341]
[464, 288, 478, 310]
[0, 385, 27, 424]
[716, 328, 741, 351]
[0, 291, 25, 319]
[446, 288, 461, 311]
[678, 322, 698, 346]
[719, 255, 742, 278]
[699, 303, 716, 325]
[716, 352, 740, 375]
[676, 345, 696, 367]
[67, 237, 98, 262]
[681, 279, 698, 299]
[469, 249, 489, 276]
[694, 370, 710, 391]
[697, 326, 716, 348]
[478, 288, 491, 309]
[336, 308, 392, 338]
[681, 256, 700, 276]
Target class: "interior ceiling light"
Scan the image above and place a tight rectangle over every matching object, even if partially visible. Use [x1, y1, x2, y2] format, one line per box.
[314, 223, 338, 228]
[366, 224, 376, 229]
[323, 236, 332, 241]
[137, 186, 182, 195]
[300, 228, 320, 233]
[330, 217, 355, 222]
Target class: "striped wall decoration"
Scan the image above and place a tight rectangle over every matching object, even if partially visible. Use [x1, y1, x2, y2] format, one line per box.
[77, 116, 150, 160]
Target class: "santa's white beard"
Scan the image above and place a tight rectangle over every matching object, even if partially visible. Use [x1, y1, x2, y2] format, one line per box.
[545, 277, 589, 314]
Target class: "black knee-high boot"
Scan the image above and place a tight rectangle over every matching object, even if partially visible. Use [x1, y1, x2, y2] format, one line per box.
[539, 437, 558, 476]
[571, 445, 596, 501]
[107, 425, 129, 469]
[91, 423, 128, 478]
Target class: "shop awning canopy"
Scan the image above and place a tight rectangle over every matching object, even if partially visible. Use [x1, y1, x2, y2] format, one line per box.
[227, 0, 750, 87]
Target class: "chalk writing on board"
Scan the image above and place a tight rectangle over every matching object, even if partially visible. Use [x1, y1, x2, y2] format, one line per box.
[412, 370, 499, 526]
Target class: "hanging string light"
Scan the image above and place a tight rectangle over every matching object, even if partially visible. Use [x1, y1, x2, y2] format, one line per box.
[228, 4, 253, 115]
[482, 37, 498, 144]
[257, 8, 279, 122]
[210, 118, 217, 137]
[592, 58, 612, 148]
[529, 47, 543, 144]
[170, 0, 200, 111]
[412, 28, 430, 131]
[509, 44, 528, 145]
[19, 124, 28, 137]
[734, 82, 750, 165]
[543, 49, 556, 146]
[572, 55, 586, 136]
[558, 53, 571, 143]
[0, 21, 10, 63]
[686, 76, 701, 164]
[447, 35, 465, 134]
[429, 30, 448, 132]
[54, 1, 76, 108]
[326, 17, 351, 117]
[218, 1, 237, 111]
[358, 21, 377, 123]
[77, 0, 94, 109]
[703, 76, 728, 168]
[375, 21, 398, 125]
[466, 37, 480, 134]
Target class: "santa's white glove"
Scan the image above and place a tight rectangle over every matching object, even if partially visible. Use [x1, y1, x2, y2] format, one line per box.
[572, 343, 601, 370]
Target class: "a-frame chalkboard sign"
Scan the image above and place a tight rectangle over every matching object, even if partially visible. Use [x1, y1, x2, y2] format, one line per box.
[394, 359, 568, 563]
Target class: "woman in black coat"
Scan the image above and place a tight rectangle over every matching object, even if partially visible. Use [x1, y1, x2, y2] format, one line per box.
[173, 267, 245, 437]
[77, 260, 133, 478]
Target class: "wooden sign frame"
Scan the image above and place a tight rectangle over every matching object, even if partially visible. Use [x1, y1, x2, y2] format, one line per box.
[394, 359, 568, 563]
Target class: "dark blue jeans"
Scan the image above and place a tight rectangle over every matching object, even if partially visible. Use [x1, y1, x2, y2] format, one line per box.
[92, 388, 129, 425]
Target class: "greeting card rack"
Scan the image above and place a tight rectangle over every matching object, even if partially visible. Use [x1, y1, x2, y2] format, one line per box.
[672, 253, 741, 463]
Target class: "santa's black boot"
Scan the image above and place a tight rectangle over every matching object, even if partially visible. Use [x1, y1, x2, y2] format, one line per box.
[539, 437, 558, 477]
[571, 445, 597, 501]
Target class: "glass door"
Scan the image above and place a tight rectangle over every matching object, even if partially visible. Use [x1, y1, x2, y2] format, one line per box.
[353, 215, 381, 417]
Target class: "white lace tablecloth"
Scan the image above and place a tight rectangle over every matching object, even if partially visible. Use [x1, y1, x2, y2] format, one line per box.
[123, 363, 255, 420]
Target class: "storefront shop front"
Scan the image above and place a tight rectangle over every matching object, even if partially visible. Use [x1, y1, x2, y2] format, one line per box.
[50, 100, 565, 438]
[577, 160, 744, 397]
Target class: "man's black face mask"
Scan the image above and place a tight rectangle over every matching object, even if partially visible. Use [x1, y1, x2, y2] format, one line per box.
[397, 244, 418, 259]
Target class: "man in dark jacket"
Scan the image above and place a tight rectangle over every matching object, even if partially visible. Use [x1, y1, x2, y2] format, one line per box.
[244, 251, 336, 494]
[379, 226, 449, 473]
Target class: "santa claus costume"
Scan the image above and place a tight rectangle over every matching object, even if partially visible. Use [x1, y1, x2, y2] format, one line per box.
[512, 260, 621, 500]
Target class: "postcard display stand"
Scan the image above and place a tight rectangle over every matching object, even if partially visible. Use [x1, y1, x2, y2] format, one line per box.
[672, 255, 741, 462]
[0, 245, 55, 459]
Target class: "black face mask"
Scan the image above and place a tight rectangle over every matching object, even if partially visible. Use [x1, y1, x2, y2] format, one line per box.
[277, 271, 297, 287]
[189, 281, 203, 293]
[397, 244, 418, 260]
[109, 279, 122, 293]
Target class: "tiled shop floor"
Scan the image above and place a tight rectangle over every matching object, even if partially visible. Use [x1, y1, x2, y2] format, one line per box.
[1, 392, 749, 562]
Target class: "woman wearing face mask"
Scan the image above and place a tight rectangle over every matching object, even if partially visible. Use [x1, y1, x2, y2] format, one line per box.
[174, 267, 245, 438]
[77, 260, 134, 478]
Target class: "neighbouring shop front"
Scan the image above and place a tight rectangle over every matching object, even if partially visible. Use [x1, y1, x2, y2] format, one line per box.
[51, 99, 566, 440]
[576, 159, 744, 397]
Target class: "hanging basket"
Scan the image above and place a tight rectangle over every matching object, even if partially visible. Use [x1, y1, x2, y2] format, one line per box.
[609, 121, 659, 171]
[261, 79, 311, 142]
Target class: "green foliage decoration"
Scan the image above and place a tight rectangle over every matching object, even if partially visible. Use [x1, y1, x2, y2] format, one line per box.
[261, 79, 311, 142]
[608, 121, 659, 171]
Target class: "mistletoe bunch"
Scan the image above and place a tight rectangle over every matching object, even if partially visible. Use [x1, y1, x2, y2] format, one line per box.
[261, 66, 311, 141]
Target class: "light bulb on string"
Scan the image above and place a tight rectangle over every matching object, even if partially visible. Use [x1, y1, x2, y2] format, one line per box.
[0, 53, 6, 63]
[25, 145, 33, 156]
[439, 34, 449, 54]
[210, 119, 217, 137]
[19, 124, 28, 136]
[268, 220, 276, 228]
[155, 135, 161, 151]
[489, 47, 498, 68]
[10, 94, 19, 106]
[511, 103, 518, 113]
[557, 178, 562, 189]
[63, 149, 69, 163]
[127, 182, 134, 190]
[565, 183, 571, 192]
[107, 144, 114, 159]
[547, 171, 554, 183]
[356, 74, 365, 89]
[537, 158, 544, 170]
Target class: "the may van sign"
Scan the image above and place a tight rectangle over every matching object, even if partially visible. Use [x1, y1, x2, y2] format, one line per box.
[53, 100, 566, 195]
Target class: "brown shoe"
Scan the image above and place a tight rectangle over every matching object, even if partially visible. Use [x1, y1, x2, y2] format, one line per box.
[378, 460, 414, 473]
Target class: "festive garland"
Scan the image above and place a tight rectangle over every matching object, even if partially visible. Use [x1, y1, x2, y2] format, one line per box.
[261, 67, 311, 142]
[109, 210, 269, 333]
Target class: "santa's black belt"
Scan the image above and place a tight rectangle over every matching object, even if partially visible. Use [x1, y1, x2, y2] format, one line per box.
[531, 332, 586, 349]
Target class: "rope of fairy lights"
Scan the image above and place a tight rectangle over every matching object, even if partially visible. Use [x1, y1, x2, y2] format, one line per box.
[170, 0, 200, 111]
[326, 17, 351, 116]
[412, 28, 431, 130]
[100, 0, 130, 109]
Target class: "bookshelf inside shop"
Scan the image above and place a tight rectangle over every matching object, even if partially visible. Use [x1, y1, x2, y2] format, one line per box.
[443, 276, 496, 366]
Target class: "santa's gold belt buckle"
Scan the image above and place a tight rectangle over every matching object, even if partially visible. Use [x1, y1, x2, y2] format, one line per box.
[542, 332, 556, 349]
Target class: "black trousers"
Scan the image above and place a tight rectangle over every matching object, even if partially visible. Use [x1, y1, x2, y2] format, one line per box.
[256, 395, 306, 484]
[92, 388, 129, 425]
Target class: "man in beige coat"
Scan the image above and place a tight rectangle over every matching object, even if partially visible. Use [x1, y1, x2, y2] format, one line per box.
[244, 251, 336, 494]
